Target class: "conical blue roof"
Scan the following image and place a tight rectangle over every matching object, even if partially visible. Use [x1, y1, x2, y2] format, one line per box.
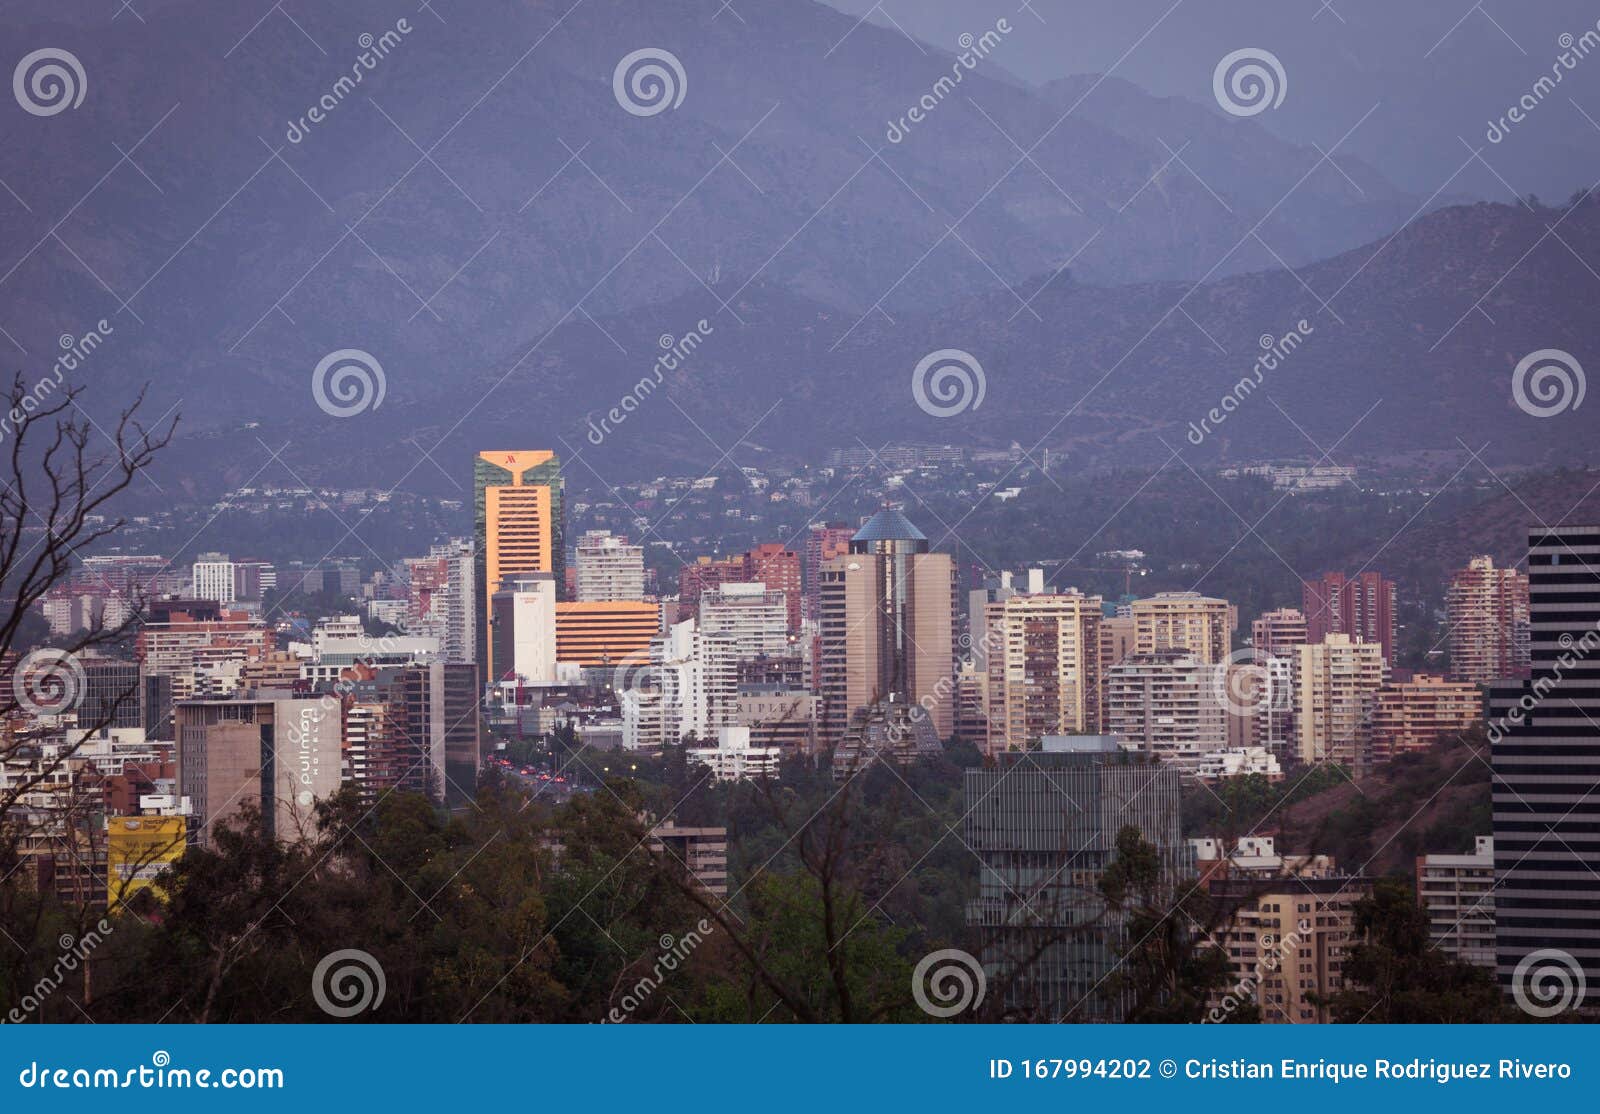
[852, 507, 927, 543]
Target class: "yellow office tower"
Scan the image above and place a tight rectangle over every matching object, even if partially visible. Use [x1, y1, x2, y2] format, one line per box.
[474, 450, 563, 682]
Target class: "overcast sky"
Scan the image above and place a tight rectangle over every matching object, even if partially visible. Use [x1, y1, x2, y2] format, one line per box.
[821, 0, 1600, 197]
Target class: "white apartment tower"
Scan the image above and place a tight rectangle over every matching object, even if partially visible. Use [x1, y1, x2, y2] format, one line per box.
[575, 530, 646, 603]
[624, 619, 740, 749]
[191, 553, 237, 604]
[699, 582, 789, 660]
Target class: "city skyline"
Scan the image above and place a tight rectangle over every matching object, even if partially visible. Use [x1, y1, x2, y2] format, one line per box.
[4, 0, 1597, 1039]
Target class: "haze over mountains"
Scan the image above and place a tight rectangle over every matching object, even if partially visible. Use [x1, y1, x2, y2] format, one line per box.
[2, 0, 1596, 490]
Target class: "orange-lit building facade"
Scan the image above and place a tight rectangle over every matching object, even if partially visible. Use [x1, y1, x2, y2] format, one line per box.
[474, 451, 563, 682]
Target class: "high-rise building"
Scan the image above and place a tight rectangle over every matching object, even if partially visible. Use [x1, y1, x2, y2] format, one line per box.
[404, 661, 473, 804]
[1247, 607, 1307, 755]
[342, 681, 407, 802]
[554, 601, 661, 668]
[1417, 836, 1495, 969]
[1490, 524, 1600, 1009]
[743, 543, 802, 633]
[677, 556, 744, 624]
[574, 530, 646, 602]
[1446, 555, 1531, 685]
[403, 550, 452, 645]
[964, 737, 1183, 1021]
[982, 591, 1103, 754]
[136, 602, 271, 702]
[490, 573, 558, 684]
[1130, 592, 1235, 664]
[474, 450, 563, 683]
[816, 509, 955, 746]
[436, 538, 476, 665]
[175, 696, 342, 846]
[699, 582, 789, 660]
[803, 524, 854, 621]
[1292, 633, 1387, 772]
[1251, 607, 1308, 658]
[1099, 614, 1136, 669]
[1302, 571, 1397, 664]
[624, 619, 739, 749]
[191, 552, 237, 604]
[1106, 651, 1227, 771]
[1369, 673, 1481, 762]
[679, 544, 803, 632]
[1206, 873, 1373, 1023]
[77, 655, 142, 730]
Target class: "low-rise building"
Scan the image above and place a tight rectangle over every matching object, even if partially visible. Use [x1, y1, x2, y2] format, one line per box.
[687, 725, 780, 782]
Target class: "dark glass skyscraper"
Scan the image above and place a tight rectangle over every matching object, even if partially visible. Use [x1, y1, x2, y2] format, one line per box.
[1490, 524, 1600, 1012]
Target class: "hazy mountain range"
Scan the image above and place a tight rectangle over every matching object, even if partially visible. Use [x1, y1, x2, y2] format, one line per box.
[1, 0, 1594, 491]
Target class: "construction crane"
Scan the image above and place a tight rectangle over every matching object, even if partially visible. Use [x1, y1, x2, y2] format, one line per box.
[1049, 563, 1147, 598]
